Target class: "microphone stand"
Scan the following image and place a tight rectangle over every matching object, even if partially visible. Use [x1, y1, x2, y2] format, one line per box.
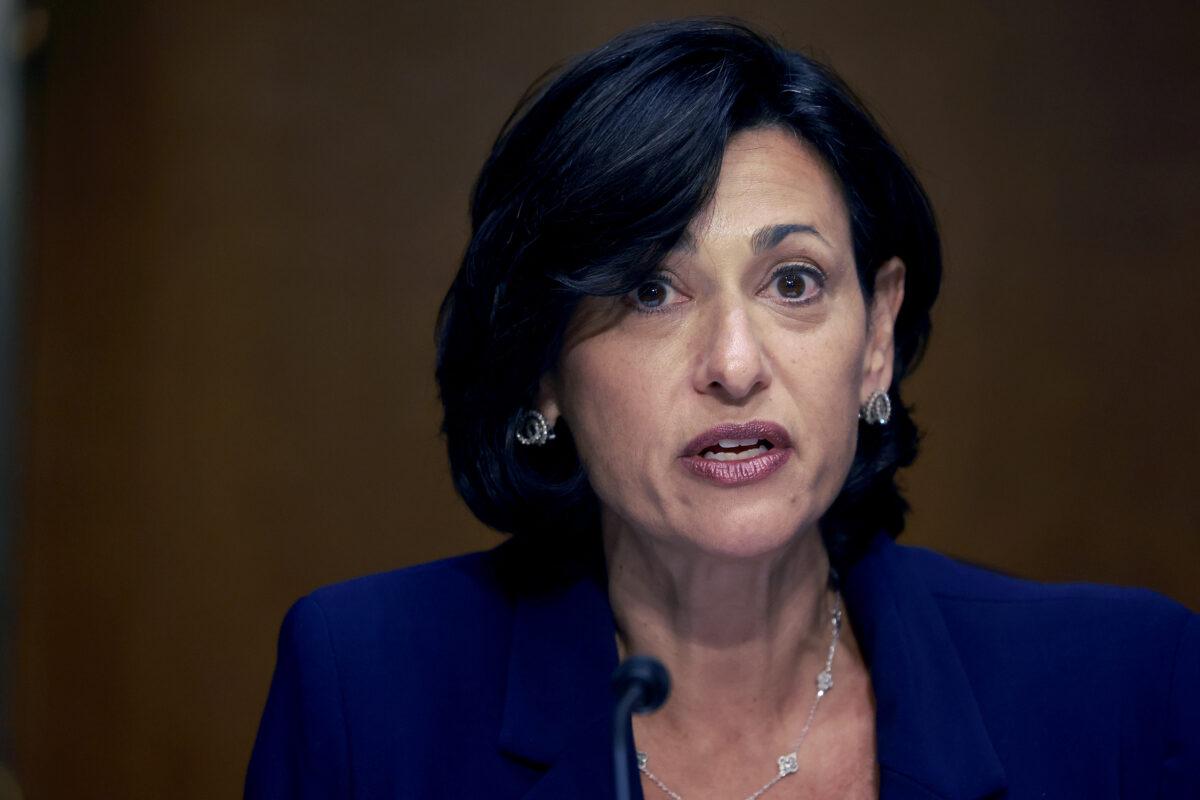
[611, 655, 671, 800]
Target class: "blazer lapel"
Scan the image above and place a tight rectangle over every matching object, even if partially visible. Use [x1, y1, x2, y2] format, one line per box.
[843, 533, 1008, 800]
[493, 530, 1007, 800]
[514, 714, 642, 800]
[494, 535, 642, 800]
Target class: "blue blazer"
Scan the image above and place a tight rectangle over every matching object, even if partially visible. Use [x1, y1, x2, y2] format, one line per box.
[246, 532, 1199, 799]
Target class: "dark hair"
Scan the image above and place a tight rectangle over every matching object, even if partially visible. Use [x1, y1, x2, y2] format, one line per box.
[435, 18, 941, 567]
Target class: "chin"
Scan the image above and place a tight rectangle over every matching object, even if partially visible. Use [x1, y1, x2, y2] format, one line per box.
[677, 506, 819, 562]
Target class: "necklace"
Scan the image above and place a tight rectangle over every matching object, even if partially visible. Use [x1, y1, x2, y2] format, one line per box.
[635, 590, 843, 800]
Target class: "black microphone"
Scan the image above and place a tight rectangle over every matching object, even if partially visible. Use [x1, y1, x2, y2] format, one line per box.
[612, 655, 671, 800]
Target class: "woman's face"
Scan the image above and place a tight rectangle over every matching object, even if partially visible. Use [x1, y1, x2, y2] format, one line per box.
[541, 126, 905, 560]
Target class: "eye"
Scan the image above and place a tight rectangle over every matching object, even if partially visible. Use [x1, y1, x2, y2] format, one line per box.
[768, 264, 825, 304]
[625, 276, 681, 314]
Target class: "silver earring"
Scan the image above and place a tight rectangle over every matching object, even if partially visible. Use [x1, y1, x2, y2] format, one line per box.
[514, 409, 557, 446]
[858, 390, 892, 425]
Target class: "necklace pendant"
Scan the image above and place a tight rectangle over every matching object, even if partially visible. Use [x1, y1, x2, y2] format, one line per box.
[777, 752, 799, 777]
[636, 751, 647, 769]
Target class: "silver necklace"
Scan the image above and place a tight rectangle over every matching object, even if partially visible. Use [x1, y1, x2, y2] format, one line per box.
[636, 591, 842, 800]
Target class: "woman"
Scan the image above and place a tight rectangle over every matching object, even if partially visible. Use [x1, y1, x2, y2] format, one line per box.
[246, 19, 1198, 799]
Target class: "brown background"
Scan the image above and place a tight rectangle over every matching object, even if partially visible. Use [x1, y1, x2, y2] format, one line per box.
[8, 1, 1199, 797]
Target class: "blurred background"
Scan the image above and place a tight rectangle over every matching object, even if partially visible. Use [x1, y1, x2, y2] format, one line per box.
[2, 0, 1198, 797]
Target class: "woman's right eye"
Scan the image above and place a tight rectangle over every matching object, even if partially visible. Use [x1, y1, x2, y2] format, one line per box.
[626, 278, 678, 313]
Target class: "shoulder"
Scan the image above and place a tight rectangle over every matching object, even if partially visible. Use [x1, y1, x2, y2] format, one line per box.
[886, 542, 1199, 793]
[894, 541, 1195, 638]
[303, 541, 516, 635]
[896, 542, 1198, 781]
[248, 540, 527, 798]
[291, 541, 520, 697]
[892, 542, 1196, 673]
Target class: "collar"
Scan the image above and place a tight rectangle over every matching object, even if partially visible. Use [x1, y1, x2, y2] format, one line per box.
[496, 531, 1008, 800]
[842, 533, 1008, 799]
[496, 534, 629, 800]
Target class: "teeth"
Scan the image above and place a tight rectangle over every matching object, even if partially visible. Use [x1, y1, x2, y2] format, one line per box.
[702, 445, 768, 461]
[718, 438, 761, 448]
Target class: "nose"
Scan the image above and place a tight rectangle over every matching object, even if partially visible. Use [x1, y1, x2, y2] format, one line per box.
[692, 302, 771, 402]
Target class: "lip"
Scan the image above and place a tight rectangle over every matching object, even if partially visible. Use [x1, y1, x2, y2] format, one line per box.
[678, 419, 793, 487]
[681, 420, 793, 457]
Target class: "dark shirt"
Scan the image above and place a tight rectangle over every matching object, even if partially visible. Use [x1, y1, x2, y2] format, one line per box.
[246, 531, 1199, 799]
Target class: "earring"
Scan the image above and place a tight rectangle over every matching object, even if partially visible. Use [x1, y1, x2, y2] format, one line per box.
[514, 409, 557, 446]
[858, 390, 892, 426]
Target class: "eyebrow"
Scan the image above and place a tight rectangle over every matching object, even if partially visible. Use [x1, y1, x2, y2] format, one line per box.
[673, 223, 828, 254]
[750, 223, 828, 253]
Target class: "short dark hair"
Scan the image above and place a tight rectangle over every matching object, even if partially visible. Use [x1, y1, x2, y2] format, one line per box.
[435, 18, 941, 567]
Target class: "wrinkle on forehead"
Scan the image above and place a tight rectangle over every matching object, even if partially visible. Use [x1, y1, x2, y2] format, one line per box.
[675, 127, 851, 258]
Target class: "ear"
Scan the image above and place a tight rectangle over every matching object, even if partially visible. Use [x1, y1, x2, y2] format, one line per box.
[535, 372, 562, 426]
[860, 257, 906, 400]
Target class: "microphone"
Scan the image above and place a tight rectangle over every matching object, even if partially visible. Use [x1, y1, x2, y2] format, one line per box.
[611, 655, 671, 800]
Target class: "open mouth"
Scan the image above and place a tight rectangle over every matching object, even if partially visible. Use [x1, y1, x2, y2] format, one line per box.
[698, 438, 775, 461]
[681, 424, 791, 486]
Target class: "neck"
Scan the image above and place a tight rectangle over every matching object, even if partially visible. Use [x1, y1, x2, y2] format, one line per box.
[604, 513, 846, 735]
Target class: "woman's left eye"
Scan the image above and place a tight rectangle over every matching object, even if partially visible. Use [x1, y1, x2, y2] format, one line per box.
[767, 265, 825, 304]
